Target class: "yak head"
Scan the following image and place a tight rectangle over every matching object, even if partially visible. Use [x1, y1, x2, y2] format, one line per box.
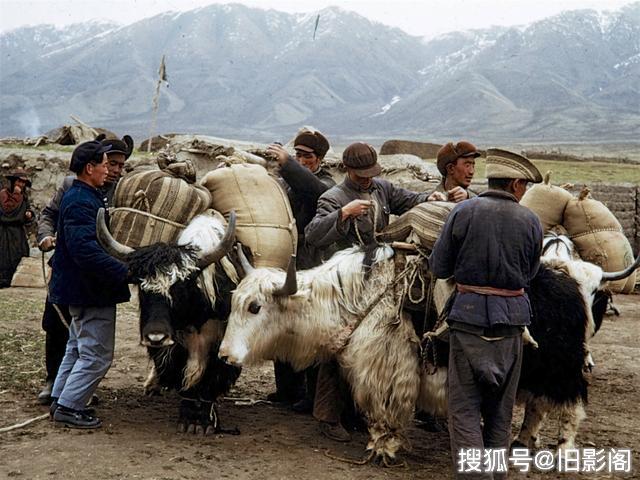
[97, 208, 236, 348]
[218, 246, 299, 367]
[219, 244, 396, 369]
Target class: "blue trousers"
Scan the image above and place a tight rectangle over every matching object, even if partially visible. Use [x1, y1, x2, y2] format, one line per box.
[51, 305, 116, 411]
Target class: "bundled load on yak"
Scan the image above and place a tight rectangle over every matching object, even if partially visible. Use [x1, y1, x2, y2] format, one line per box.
[521, 172, 636, 293]
[110, 157, 211, 247]
[378, 200, 455, 251]
[201, 163, 297, 270]
[564, 187, 637, 293]
[521, 172, 574, 231]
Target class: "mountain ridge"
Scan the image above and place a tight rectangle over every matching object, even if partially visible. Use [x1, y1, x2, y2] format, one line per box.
[1, 2, 639, 143]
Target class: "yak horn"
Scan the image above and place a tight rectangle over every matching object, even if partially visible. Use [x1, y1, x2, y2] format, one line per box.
[197, 211, 237, 269]
[96, 208, 134, 260]
[236, 242, 255, 276]
[273, 255, 297, 297]
[600, 255, 640, 283]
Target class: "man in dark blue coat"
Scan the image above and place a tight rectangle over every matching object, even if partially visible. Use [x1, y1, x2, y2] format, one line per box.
[49, 140, 130, 429]
[429, 149, 543, 479]
[36, 134, 133, 405]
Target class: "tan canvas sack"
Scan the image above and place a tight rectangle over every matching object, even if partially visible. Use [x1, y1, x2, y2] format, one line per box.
[564, 189, 636, 293]
[520, 172, 573, 231]
[201, 163, 297, 270]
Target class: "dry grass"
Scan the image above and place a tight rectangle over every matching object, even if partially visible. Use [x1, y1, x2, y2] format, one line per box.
[0, 289, 47, 394]
[472, 158, 640, 184]
[0, 330, 44, 392]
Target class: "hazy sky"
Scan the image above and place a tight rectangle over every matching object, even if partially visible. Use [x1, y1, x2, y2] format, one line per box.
[0, 0, 633, 37]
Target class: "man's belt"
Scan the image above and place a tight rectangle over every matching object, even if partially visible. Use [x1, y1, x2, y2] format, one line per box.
[456, 283, 524, 297]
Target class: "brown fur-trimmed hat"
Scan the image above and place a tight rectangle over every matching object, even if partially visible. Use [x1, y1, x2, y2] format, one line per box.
[436, 141, 480, 176]
[485, 148, 542, 183]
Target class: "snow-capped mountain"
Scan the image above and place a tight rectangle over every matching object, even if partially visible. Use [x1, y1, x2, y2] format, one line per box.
[1, 2, 638, 142]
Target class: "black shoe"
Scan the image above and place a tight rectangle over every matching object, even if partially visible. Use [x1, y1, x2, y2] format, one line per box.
[37, 381, 54, 405]
[415, 411, 447, 432]
[53, 406, 102, 429]
[291, 397, 313, 414]
[49, 399, 58, 420]
[266, 391, 296, 403]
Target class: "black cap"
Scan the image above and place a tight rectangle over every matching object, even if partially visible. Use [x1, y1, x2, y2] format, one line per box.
[100, 135, 134, 159]
[69, 141, 112, 174]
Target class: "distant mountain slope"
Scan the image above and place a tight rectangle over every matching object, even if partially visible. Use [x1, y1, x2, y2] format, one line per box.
[1, 2, 639, 142]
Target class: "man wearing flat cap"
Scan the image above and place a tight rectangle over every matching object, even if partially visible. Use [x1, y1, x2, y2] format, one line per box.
[46, 140, 130, 429]
[429, 149, 543, 478]
[306, 142, 429, 250]
[35, 133, 134, 405]
[305, 142, 429, 441]
[265, 129, 336, 412]
[428, 141, 480, 203]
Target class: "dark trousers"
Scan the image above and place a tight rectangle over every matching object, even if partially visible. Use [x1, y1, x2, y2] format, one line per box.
[41, 300, 71, 382]
[448, 329, 523, 480]
[313, 360, 345, 424]
[274, 361, 305, 402]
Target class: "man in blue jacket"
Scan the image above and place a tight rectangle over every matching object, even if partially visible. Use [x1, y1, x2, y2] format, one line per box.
[429, 149, 543, 479]
[49, 140, 130, 429]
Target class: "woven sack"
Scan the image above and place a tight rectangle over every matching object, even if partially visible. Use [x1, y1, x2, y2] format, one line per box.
[378, 201, 455, 251]
[200, 163, 297, 270]
[564, 189, 636, 293]
[111, 162, 211, 248]
[520, 172, 573, 231]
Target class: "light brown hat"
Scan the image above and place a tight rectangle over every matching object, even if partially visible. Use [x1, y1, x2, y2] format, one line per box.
[485, 148, 542, 183]
[436, 141, 480, 176]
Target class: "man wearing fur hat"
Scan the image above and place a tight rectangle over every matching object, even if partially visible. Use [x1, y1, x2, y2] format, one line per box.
[0, 169, 34, 287]
[266, 130, 336, 412]
[429, 149, 543, 478]
[35, 134, 133, 405]
[428, 141, 480, 203]
[305, 142, 429, 441]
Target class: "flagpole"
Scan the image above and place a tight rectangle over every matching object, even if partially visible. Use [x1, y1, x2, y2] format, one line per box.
[148, 55, 167, 153]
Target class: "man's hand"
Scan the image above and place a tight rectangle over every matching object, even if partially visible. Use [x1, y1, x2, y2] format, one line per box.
[447, 186, 469, 203]
[266, 144, 290, 166]
[340, 199, 372, 221]
[38, 236, 56, 252]
[427, 192, 447, 202]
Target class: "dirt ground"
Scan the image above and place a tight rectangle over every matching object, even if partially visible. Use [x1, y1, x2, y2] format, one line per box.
[0, 286, 638, 480]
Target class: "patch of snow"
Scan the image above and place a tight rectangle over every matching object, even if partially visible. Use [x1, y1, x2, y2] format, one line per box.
[372, 96, 401, 117]
[613, 52, 640, 70]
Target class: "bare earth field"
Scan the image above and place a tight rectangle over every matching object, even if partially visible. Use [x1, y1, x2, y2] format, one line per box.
[0, 286, 638, 480]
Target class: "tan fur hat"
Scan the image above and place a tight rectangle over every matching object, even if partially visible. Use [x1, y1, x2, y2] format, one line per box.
[485, 148, 542, 183]
[436, 141, 480, 176]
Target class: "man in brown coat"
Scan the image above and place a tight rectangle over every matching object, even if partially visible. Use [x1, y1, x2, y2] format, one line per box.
[305, 142, 429, 441]
[428, 141, 480, 203]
